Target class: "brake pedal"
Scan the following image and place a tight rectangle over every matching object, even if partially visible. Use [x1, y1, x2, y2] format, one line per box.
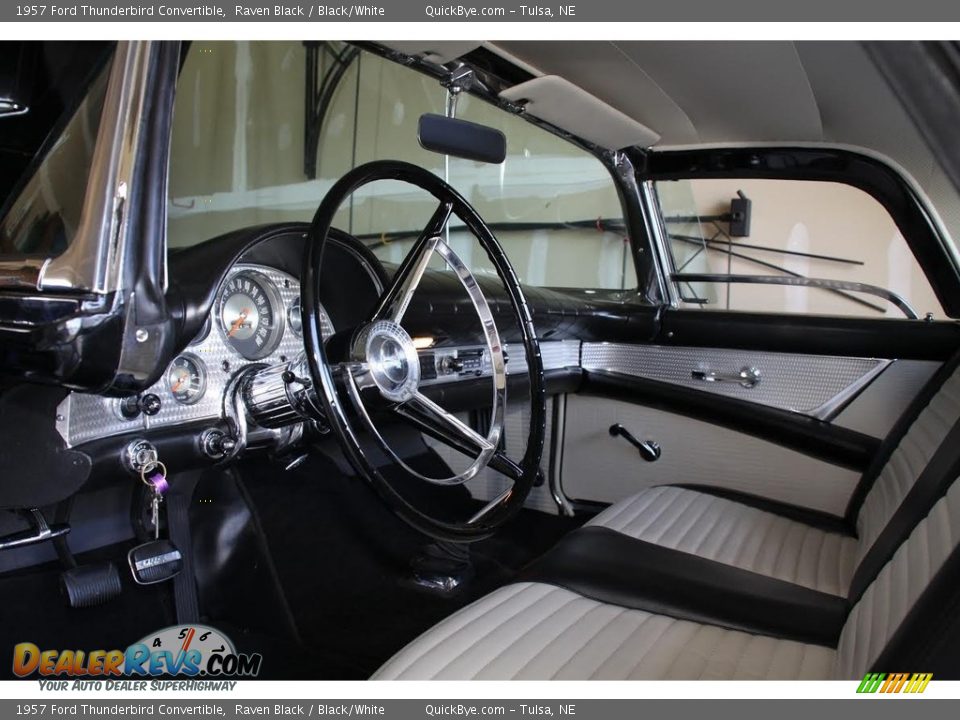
[61, 563, 122, 608]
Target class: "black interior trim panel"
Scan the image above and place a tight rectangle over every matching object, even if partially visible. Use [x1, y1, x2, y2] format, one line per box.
[659, 310, 960, 362]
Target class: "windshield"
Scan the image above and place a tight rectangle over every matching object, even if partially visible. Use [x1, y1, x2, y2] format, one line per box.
[168, 41, 633, 291]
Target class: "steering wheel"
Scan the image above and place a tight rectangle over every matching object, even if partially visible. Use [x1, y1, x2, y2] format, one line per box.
[301, 161, 546, 542]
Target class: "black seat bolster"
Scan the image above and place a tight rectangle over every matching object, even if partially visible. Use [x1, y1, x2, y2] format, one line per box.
[522, 526, 849, 648]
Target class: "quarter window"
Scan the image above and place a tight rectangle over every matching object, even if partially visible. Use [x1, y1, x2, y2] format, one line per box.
[654, 178, 944, 319]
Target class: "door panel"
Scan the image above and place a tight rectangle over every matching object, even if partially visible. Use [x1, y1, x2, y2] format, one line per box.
[561, 395, 859, 515]
[565, 348, 935, 512]
[581, 343, 888, 419]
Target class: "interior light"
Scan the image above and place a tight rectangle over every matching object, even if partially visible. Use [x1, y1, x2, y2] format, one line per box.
[412, 336, 436, 350]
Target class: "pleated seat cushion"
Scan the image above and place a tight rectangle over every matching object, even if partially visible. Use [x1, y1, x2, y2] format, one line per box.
[586, 486, 857, 597]
[372, 582, 835, 680]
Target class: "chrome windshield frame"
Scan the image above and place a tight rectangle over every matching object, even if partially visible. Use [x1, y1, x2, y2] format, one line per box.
[0, 41, 162, 296]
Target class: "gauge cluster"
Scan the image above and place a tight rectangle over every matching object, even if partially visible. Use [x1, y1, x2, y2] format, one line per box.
[56, 264, 333, 448]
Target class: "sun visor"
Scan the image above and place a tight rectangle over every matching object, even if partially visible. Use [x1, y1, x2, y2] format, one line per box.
[500, 75, 660, 150]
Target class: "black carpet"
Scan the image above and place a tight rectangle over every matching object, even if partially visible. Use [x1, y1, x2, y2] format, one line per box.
[0, 450, 583, 681]
[239, 450, 583, 679]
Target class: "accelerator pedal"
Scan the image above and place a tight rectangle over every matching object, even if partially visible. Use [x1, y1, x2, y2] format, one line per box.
[128, 539, 183, 585]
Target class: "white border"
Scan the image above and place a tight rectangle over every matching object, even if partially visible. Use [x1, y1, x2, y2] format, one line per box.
[5, 21, 960, 41]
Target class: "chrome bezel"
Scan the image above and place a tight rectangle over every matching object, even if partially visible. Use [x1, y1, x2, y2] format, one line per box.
[167, 353, 208, 406]
[217, 269, 285, 360]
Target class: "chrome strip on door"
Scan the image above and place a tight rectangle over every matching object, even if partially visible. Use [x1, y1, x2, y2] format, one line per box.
[581, 342, 891, 419]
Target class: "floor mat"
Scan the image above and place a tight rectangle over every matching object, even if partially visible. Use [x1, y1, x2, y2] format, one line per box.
[239, 451, 583, 679]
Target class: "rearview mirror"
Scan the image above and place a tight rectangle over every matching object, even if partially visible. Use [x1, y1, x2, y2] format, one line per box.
[417, 113, 506, 164]
[0, 44, 35, 118]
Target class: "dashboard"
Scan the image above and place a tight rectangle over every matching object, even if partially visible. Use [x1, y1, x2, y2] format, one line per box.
[56, 263, 333, 448]
[53, 243, 583, 452]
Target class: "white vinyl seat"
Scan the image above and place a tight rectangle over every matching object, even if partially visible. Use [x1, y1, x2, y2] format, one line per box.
[374, 355, 960, 680]
[374, 474, 960, 680]
[586, 486, 858, 597]
[373, 582, 835, 680]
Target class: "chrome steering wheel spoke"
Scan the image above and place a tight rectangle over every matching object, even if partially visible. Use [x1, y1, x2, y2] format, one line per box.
[370, 201, 453, 325]
[394, 392, 494, 453]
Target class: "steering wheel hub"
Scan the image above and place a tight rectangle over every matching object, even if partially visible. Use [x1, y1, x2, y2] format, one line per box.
[354, 320, 421, 402]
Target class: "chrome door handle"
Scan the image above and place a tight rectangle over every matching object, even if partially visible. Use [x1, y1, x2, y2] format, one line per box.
[691, 366, 761, 388]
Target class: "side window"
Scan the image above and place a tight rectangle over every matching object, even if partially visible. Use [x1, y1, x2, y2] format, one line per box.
[654, 178, 945, 319]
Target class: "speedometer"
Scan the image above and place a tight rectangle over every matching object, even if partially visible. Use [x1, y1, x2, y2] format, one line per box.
[218, 270, 284, 360]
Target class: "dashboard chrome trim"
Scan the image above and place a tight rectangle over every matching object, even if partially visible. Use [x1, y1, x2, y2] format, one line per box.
[55, 263, 324, 448]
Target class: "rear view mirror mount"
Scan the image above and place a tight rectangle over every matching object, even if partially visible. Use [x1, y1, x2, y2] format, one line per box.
[417, 113, 506, 164]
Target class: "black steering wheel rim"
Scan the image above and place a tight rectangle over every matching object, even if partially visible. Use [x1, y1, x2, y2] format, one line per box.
[302, 160, 546, 542]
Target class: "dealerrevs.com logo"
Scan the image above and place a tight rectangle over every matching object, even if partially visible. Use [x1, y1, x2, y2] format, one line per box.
[12, 625, 262, 679]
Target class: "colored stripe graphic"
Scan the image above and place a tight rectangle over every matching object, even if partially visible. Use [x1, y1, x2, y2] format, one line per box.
[857, 672, 932, 693]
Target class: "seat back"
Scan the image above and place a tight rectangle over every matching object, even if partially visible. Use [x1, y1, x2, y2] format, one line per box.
[849, 356, 960, 566]
[836, 473, 960, 677]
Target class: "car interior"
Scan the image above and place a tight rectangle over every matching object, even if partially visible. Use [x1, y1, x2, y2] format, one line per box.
[1, 39, 960, 680]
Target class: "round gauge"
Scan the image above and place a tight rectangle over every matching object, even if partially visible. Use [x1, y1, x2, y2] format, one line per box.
[287, 298, 303, 338]
[218, 270, 284, 360]
[167, 354, 207, 405]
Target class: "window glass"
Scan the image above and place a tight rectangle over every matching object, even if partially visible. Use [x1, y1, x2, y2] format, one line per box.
[0, 59, 110, 256]
[168, 42, 633, 291]
[655, 178, 944, 319]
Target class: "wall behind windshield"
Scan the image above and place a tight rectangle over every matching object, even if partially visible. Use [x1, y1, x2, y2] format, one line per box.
[168, 42, 633, 290]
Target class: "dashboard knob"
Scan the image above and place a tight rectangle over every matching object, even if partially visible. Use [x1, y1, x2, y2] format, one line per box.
[201, 429, 238, 460]
[119, 395, 141, 420]
[441, 356, 464, 373]
[140, 393, 162, 416]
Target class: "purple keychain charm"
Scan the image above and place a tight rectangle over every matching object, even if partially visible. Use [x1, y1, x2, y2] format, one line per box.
[147, 471, 169, 496]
